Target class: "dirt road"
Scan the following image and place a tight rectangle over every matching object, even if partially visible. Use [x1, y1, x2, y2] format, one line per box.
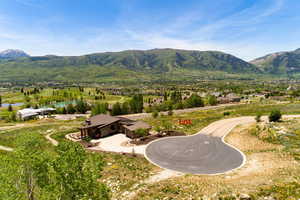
[45, 133, 59, 146]
[0, 145, 13, 152]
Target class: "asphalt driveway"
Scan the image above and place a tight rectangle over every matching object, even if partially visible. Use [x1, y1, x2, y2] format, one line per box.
[145, 134, 244, 174]
[144, 117, 256, 175]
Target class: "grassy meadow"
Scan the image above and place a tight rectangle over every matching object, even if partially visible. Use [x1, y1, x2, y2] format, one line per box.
[144, 102, 300, 135]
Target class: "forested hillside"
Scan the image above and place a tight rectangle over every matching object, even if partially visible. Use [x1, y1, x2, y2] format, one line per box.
[0, 49, 261, 83]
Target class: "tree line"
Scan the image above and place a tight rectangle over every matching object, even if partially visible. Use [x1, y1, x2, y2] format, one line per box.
[92, 94, 143, 116]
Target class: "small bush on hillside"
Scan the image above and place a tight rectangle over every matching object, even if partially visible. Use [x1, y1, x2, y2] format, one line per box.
[161, 120, 172, 131]
[152, 110, 159, 118]
[269, 110, 282, 122]
[154, 126, 161, 133]
[145, 106, 152, 113]
[135, 128, 148, 137]
[257, 181, 300, 199]
[82, 136, 92, 142]
[66, 104, 76, 114]
[223, 111, 230, 116]
[167, 110, 173, 116]
[5, 112, 17, 122]
[255, 113, 262, 122]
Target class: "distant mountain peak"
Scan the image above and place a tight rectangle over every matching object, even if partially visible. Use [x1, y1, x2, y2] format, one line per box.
[294, 48, 300, 53]
[251, 48, 300, 74]
[0, 49, 30, 59]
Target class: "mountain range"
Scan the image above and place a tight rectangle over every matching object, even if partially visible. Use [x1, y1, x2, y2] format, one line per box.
[0, 48, 299, 83]
[250, 48, 300, 75]
[0, 49, 29, 59]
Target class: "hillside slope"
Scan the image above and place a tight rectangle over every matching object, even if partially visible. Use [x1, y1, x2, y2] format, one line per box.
[0, 48, 261, 83]
[251, 48, 300, 75]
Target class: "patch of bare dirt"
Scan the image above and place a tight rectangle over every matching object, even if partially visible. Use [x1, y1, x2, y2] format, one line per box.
[219, 123, 298, 190]
[225, 124, 283, 152]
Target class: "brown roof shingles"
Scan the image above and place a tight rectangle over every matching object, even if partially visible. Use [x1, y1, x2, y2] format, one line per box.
[123, 121, 151, 131]
[83, 114, 120, 128]
[81, 114, 151, 131]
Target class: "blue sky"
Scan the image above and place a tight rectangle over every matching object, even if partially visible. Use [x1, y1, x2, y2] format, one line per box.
[0, 0, 299, 60]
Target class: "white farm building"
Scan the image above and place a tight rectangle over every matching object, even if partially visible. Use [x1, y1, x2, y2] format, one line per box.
[17, 108, 56, 120]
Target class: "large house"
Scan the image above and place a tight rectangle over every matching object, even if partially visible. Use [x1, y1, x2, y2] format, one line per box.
[79, 114, 151, 139]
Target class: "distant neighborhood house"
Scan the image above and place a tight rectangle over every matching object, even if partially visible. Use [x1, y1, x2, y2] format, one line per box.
[269, 96, 289, 101]
[79, 114, 151, 139]
[217, 93, 241, 104]
[17, 108, 56, 120]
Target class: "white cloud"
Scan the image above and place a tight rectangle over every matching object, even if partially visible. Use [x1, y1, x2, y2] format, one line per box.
[190, 0, 285, 39]
[260, 0, 284, 17]
[126, 30, 219, 51]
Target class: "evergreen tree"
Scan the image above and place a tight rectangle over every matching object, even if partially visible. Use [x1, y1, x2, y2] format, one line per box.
[66, 104, 76, 114]
[111, 102, 122, 116]
[9, 112, 17, 122]
[170, 91, 182, 103]
[130, 94, 143, 113]
[163, 92, 168, 101]
[62, 107, 67, 114]
[121, 102, 130, 114]
[184, 94, 204, 108]
[91, 103, 107, 116]
[75, 100, 89, 114]
[208, 95, 218, 106]
[8, 104, 13, 112]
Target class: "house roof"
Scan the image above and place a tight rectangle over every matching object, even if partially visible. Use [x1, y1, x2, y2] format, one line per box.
[116, 116, 135, 122]
[81, 114, 151, 131]
[17, 108, 37, 115]
[21, 112, 39, 119]
[226, 93, 240, 99]
[123, 121, 151, 131]
[83, 114, 120, 128]
[17, 108, 56, 119]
